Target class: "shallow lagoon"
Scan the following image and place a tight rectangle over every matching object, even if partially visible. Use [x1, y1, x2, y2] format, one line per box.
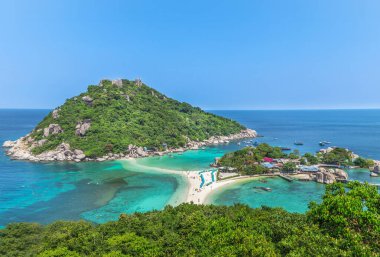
[1, 109, 380, 226]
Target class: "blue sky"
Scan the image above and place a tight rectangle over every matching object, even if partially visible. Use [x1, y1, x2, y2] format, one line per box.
[1, 0, 380, 109]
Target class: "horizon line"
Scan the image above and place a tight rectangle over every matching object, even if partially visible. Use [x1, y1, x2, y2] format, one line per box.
[1, 107, 380, 111]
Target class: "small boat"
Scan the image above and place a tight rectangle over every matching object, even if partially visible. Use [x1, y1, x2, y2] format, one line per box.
[294, 142, 304, 146]
[258, 179, 268, 183]
[237, 142, 241, 145]
[319, 141, 331, 146]
[253, 186, 272, 192]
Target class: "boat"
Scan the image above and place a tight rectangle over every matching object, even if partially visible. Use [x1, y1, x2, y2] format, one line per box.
[319, 141, 331, 146]
[253, 186, 272, 192]
[294, 142, 304, 145]
[258, 179, 268, 183]
[237, 142, 241, 146]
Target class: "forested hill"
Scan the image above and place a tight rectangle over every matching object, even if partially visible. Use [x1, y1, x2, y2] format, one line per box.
[28, 79, 245, 157]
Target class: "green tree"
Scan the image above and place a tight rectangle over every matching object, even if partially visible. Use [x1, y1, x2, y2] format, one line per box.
[308, 181, 380, 252]
[282, 162, 297, 172]
[354, 157, 374, 168]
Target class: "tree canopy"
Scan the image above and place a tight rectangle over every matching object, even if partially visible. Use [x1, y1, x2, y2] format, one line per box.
[29, 79, 245, 157]
[1, 182, 379, 256]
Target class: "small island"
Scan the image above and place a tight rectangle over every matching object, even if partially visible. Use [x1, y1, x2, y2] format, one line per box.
[211, 143, 380, 184]
[2, 79, 256, 162]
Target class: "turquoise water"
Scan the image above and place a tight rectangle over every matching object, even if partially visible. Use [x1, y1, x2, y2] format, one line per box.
[207, 168, 380, 213]
[1, 109, 380, 226]
[206, 177, 326, 213]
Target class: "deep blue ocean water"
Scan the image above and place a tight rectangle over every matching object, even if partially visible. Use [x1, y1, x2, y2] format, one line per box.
[0, 109, 379, 226]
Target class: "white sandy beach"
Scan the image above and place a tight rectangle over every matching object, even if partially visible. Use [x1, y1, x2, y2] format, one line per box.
[119, 158, 272, 205]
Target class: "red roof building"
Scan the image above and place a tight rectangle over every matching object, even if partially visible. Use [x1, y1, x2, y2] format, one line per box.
[263, 157, 274, 163]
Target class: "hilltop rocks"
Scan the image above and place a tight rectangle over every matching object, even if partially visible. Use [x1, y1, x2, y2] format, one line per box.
[112, 79, 123, 88]
[82, 96, 93, 106]
[135, 78, 142, 87]
[75, 120, 91, 136]
[52, 109, 60, 119]
[43, 124, 63, 137]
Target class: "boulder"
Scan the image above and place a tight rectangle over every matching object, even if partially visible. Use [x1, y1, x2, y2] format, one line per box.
[333, 169, 348, 180]
[82, 96, 93, 106]
[315, 171, 336, 184]
[135, 78, 142, 87]
[75, 119, 91, 136]
[112, 79, 123, 88]
[37, 139, 47, 147]
[136, 147, 147, 156]
[52, 109, 59, 119]
[57, 143, 71, 152]
[2, 140, 15, 148]
[324, 172, 336, 184]
[74, 149, 84, 155]
[43, 124, 63, 137]
[374, 165, 380, 174]
[76, 154, 86, 160]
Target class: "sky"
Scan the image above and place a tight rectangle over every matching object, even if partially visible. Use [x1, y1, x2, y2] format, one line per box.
[0, 0, 380, 110]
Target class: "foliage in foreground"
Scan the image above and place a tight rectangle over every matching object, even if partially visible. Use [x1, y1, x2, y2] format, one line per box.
[0, 182, 379, 256]
[30, 79, 244, 157]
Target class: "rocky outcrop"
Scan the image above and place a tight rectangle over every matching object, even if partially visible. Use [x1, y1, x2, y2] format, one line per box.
[135, 78, 142, 87]
[52, 109, 60, 119]
[43, 124, 63, 137]
[37, 139, 47, 147]
[112, 79, 123, 88]
[2, 137, 87, 162]
[82, 96, 93, 106]
[3, 129, 257, 163]
[331, 168, 348, 180]
[75, 119, 91, 136]
[314, 168, 348, 184]
[2, 140, 15, 148]
[315, 171, 336, 184]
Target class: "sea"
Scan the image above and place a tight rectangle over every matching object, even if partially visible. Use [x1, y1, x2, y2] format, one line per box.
[1, 109, 380, 227]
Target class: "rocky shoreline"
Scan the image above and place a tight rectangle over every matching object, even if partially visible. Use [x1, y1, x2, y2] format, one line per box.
[2, 129, 257, 163]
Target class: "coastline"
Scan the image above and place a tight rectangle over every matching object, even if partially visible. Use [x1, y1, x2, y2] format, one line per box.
[2, 129, 257, 163]
[118, 158, 293, 206]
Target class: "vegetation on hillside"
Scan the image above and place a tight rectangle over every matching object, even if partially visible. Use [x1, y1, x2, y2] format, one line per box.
[318, 147, 374, 168]
[29, 79, 245, 157]
[218, 144, 375, 175]
[218, 144, 290, 175]
[0, 182, 378, 256]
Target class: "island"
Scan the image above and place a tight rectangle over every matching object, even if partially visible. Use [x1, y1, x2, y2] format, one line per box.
[2, 79, 256, 162]
[210, 144, 380, 184]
